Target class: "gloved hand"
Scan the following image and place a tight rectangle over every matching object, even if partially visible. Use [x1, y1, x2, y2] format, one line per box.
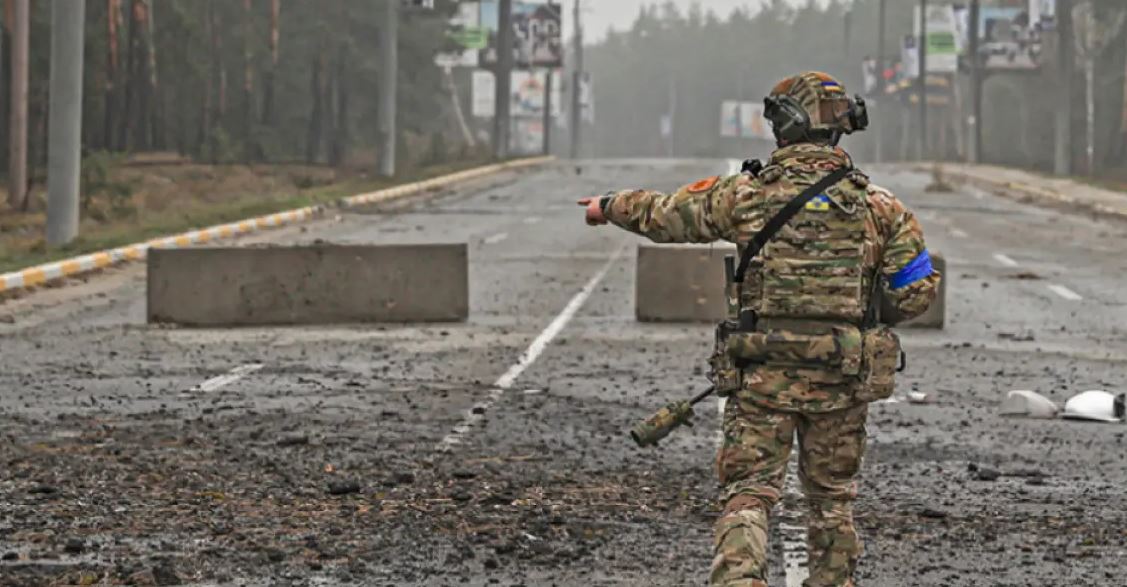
[577, 195, 609, 226]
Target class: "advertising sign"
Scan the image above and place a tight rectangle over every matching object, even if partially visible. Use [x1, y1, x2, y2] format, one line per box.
[721, 101, 771, 140]
[480, 1, 563, 68]
[436, 2, 485, 68]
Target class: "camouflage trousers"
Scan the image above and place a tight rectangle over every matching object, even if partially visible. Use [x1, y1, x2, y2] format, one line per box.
[711, 398, 869, 587]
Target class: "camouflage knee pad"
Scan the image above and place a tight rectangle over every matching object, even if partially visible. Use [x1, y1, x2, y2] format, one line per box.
[710, 508, 769, 586]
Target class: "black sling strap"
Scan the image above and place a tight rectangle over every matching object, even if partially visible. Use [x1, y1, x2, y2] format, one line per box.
[734, 166, 853, 284]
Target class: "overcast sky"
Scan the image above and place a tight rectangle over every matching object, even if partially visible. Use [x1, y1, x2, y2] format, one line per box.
[565, 0, 827, 42]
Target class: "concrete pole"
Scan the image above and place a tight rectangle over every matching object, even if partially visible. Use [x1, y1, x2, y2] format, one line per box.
[47, 0, 86, 246]
[542, 70, 552, 156]
[875, 0, 886, 162]
[917, 0, 928, 161]
[968, 0, 982, 164]
[1055, 0, 1073, 176]
[7, 0, 29, 210]
[569, 0, 582, 159]
[493, 0, 513, 160]
[378, 0, 398, 177]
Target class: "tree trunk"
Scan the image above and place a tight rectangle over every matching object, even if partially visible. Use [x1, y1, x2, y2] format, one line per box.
[330, 48, 349, 167]
[306, 52, 322, 164]
[241, 0, 254, 159]
[7, 0, 28, 209]
[145, 0, 161, 149]
[104, 0, 122, 151]
[199, 0, 215, 158]
[261, 0, 278, 125]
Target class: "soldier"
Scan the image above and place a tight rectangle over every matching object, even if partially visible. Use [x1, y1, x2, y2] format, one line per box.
[578, 72, 940, 587]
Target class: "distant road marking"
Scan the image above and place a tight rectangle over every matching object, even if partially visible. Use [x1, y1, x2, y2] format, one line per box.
[950, 228, 969, 238]
[523, 216, 541, 225]
[191, 364, 263, 393]
[727, 159, 743, 175]
[993, 253, 1019, 267]
[1047, 284, 1083, 301]
[437, 245, 627, 453]
[483, 232, 509, 245]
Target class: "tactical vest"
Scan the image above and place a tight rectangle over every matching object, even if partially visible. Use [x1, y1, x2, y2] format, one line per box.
[738, 162, 870, 325]
[713, 161, 901, 412]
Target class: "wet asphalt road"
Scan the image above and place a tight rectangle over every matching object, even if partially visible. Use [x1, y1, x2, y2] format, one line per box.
[1, 159, 1126, 586]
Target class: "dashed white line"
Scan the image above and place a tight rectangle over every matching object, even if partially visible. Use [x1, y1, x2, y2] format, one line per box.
[950, 228, 969, 238]
[993, 253, 1019, 267]
[523, 216, 541, 225]
[727, 159, 743, 175]
[436, 245, 627, 453]
[483, 232, 509, 245]
[781, 457, 809, 587]
[1047, 284, 1083, 301]
[190, 364, 264, 392]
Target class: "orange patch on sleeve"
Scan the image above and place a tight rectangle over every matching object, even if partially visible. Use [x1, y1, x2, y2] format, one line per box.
[686, 176, 720, 193]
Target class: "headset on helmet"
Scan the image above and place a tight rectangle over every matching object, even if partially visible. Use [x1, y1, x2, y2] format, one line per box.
[763, 72, 869, 147]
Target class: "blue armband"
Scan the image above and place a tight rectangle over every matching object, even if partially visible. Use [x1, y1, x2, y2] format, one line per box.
[890, 249, 934, 290]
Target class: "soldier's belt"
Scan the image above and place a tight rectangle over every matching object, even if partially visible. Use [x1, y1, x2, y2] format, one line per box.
[725, 325, 862, 376]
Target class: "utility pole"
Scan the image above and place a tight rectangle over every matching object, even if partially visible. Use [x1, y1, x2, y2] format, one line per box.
[968, 0, 981, 164]
[1054, 0, 1073, 176]
[378, 0, 398, 177]
[569, 0, 583, 159]
[493, 0, 513, 160]
[47, 0, 86, 246]
[8, 0, 29, 210]
[875, 0, 886, 162]
[917, 0, 928, 160]
[542, 70, 553, 156]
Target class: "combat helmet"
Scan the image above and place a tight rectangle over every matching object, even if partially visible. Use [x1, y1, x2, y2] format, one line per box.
[764, 71, 869, 147]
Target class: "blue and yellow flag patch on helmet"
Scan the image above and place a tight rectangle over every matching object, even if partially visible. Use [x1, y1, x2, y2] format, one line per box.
[820, 80, 844, 93]
[805, 194, 832, 212]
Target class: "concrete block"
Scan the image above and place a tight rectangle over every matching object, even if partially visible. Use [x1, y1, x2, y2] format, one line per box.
[635, 244, 732, 322]
[634, 245, 947, 329]
[148, 244, 468, 326]
[896, 251, 947, 329]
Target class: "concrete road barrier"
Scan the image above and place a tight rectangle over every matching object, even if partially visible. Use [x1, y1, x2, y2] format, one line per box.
[635, 244, 947, 329]
[148, 244, 468, 326]
[635, 244, 733, 322]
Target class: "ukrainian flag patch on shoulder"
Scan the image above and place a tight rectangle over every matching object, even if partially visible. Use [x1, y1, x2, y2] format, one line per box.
[805, 194, 832, 211]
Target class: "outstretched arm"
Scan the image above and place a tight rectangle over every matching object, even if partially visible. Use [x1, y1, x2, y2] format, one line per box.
[578, 175, 745, 244]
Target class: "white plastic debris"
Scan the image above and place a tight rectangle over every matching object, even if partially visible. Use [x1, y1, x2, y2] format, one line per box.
[907, 392, 930, 404]
[1061, 390, 1126, 423]
[999, 390, 1059, 419]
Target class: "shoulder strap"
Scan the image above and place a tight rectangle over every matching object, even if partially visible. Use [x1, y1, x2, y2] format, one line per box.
[734, 166, 853, 283]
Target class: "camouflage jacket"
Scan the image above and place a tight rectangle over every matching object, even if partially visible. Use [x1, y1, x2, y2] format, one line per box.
[603, 144, 941, 412]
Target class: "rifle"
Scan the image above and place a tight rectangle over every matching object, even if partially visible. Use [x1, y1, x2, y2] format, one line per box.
[630, 385, 717, 447]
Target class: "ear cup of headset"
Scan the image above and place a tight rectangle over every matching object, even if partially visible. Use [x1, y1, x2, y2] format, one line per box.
[764, 95, 811, 144]
[848, 94, 870, 133]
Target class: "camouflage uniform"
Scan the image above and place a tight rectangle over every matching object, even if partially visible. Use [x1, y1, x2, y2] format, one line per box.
[600, 75, 939, 587]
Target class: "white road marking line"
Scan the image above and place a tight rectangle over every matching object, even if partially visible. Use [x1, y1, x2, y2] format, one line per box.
[190, 364, 264, 392]
[523, 216, 541, 225]
[727, 159, 743, 175]
[715, 396, 727, 448]
[436, 245, 627, 453]
[781, 456, 809, 587]
[483, 232, 509, 245]
[1047, 284, 1083, 301]
[950, 228, 969, 238]
[993, 253, 1019, 267]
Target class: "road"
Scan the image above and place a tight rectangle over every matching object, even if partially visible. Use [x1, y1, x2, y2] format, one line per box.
[2, 159, 1126, 586]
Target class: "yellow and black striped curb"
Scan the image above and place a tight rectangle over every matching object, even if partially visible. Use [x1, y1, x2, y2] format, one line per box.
[0, 156, 552, 295]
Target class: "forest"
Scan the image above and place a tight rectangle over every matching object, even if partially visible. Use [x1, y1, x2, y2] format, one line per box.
[585, 0, 1127, 175]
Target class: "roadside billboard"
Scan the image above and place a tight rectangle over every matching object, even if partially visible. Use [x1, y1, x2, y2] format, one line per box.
[480, 1, 563, 68]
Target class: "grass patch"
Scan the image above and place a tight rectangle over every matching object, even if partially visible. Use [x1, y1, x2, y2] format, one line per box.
[0, 158, 493, 274]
